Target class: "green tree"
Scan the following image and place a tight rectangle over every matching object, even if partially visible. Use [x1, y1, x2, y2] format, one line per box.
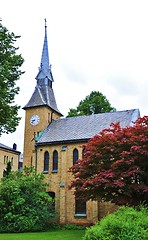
[0, 20, 24, 135]
[0, 167, 55, 233]
[3, 161, 12, 177]
[67, 91, 116, 117]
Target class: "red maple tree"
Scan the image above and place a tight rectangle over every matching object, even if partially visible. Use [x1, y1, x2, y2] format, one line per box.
[70, 116, 148, 206]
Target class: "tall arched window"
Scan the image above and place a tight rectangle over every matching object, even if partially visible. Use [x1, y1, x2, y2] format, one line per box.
[52, 150, 58, 172]
[73, 148, 78, 165]
[44, 151, 49, 173]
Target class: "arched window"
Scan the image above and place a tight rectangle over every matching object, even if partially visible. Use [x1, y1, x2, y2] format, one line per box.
[44, 151, 49, 173]
[52, 150, 58, 172]
[73, 148, 78, 165]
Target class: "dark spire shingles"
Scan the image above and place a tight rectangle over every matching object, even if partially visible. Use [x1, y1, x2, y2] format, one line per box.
[23, 20, 62, 116]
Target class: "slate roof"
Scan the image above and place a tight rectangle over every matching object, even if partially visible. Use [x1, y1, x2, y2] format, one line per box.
[37, 109, 140, 146]
[0, 143, 20, 154]
[23, 84, 62, 115]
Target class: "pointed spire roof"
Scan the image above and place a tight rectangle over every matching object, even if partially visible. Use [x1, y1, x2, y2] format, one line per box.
[23, 20, 63, 116]
[35, 19, 53, 82]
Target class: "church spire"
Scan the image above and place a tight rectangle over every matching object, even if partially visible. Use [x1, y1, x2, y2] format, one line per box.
[23, 19, 62, 116]
[35, 19, 54, 82]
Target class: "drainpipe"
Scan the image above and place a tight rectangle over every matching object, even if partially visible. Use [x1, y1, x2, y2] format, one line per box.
[35, 143, 38, 171]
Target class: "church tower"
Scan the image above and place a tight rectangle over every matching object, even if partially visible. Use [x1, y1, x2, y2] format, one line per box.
[23, 20, 62, 167]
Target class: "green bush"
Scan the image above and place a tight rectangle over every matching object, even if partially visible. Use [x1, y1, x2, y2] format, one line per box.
[62, 224, 86, 230]
[0, 167, 55, 233]
[83, 205, 148, 240]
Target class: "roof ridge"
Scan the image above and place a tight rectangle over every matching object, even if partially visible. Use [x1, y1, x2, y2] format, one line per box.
[57, 109, 139, 121]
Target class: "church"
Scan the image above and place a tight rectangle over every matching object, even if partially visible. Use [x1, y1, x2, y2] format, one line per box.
[23, 21, 140, 225]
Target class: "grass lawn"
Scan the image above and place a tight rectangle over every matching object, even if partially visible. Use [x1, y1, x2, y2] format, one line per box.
[0, 230, 85, 240]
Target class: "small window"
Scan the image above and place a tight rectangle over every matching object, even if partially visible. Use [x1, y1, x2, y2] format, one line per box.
[73, 148, 78, 165]
[44, 151, 49, 173]
[75, 198, 86, 215]
[4, 156, 6, 164]
[31, 156, 33, 166]
[52, 150, 58, 172]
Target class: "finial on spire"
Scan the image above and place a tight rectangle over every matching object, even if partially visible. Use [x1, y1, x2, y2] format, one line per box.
[44, 18, 47, 27]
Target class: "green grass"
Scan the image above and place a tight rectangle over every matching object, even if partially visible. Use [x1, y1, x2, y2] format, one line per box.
[0, 230, 85, 240]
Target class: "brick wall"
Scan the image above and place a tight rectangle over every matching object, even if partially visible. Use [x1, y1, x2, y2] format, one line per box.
[0, 148, 19, 179]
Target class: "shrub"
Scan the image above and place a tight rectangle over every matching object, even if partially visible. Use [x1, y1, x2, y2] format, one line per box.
[62, 224, 86, 230]
[83, 205, 148, 240]
[0, 167, 55, 233]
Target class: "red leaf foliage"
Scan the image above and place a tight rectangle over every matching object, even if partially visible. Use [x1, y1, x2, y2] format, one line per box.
[69, 116, 148, 206]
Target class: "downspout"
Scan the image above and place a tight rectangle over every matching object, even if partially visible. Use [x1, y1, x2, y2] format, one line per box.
[35, 142, 38, 171]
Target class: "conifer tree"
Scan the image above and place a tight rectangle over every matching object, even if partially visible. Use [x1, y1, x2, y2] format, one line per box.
[3, 161, 12, 177]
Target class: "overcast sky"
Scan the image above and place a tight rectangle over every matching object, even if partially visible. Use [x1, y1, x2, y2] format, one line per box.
[1, 0, 148, 152]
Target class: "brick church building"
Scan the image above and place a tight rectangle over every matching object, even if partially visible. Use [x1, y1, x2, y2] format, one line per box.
[23, 21, 140, 225]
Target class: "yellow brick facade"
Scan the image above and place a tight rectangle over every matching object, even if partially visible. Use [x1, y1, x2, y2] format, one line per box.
[36, 142, 98, 225]
[0, 146, 20, 179]
[23, 79, 117, 225]
[23, 106, 61, 166]
[23, 124, 116, 224]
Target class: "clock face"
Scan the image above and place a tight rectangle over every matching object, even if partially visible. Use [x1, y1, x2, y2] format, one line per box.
[30, 114, 40, 126]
